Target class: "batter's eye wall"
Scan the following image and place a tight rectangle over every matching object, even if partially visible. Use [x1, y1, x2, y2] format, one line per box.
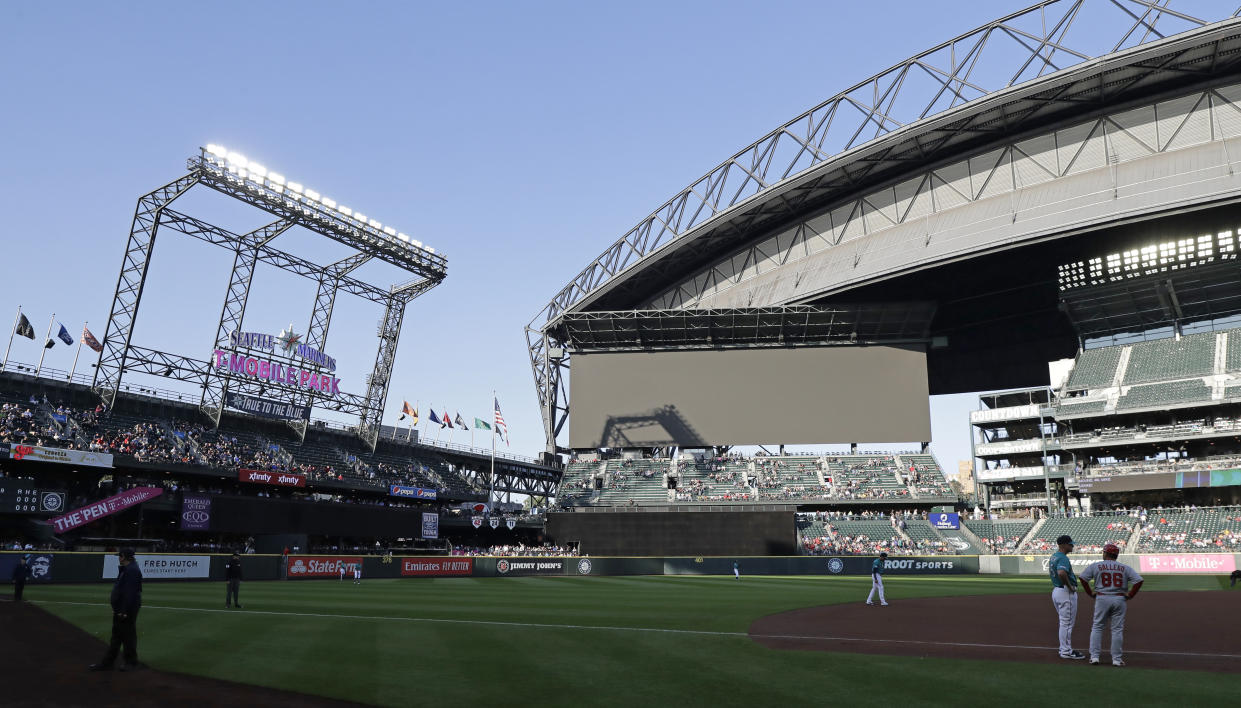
[569, 346, 931, 448]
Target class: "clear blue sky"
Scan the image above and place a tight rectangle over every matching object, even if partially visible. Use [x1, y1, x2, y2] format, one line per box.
[1, 0, 1051, 469]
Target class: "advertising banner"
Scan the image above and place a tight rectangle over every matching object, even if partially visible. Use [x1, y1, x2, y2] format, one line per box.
[0, 553, 54, 582]
[929, 512, 960, 530]
[390, 485, 437, 500]
[1138, 553, 1236, 574]
[421, 512, 439, 539]
[179, 495, 212, 531]
[286, 556, 362, 579]
[494, 558, 567, 576]
[2, 443, 113, 468]
[225, 392, 311, 421]
[103, 554, 210, 580]
[0, 486, 66, 514]
[239, 469, 306, 487]
[401, 557, 473, 577]
[49, 486, 164, 534]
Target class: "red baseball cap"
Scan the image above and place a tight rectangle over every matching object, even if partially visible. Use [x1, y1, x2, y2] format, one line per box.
[1103, 543, 1120, 555]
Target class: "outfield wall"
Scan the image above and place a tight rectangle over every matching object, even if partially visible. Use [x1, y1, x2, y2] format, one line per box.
[3, 551, 1236, 583]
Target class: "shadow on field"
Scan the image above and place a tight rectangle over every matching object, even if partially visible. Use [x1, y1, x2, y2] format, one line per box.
[0, 599, 364, 707]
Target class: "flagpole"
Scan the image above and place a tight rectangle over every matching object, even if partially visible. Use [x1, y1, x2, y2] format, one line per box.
[35, 312, 55, 378]
[407, 400, 418, 442]
[1, 306, 19, 372]
[489, 390, 496, 507]
[69, 321, 86, 382]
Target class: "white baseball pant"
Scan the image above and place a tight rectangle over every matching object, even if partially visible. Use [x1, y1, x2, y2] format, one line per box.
[867, 575, 885, 604]
[1089, 595, 1127, 663]
[1051, 586, 1078, 656]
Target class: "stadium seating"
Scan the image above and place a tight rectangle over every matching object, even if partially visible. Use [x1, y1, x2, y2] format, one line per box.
[1116, 379, 1212, 409]
[828, 456, 910, 500]
[800, 517, 905, 555]
[1134, 506, 1241, 552]
[1065, 347, 1123, 390]
[900, 454, 954, 498]
[595, 459, 668, 505]
[962, 520, 1035, 554]
[1123, 332, 1215, 384]
[675, 459, 752, 502]
[1055, 398, 1108, 417]
[1021, 516, 1136, 553]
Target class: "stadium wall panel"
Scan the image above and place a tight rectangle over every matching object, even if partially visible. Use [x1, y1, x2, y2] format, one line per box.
[569, 346, 931, 448]
[546, 511, 797, 556]
[207, 495, 433, 537]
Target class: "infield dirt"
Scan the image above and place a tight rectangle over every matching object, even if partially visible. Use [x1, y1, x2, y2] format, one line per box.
[749, 590, 1240, 673]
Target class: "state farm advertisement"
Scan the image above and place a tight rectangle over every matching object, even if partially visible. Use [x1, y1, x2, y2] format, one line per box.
[103, 554, 210, 580]
[1138, 553, 1236, 574]
[239, 469, 306, 487]
[401, 557, 473, 577]
[286, 556, 361, 579]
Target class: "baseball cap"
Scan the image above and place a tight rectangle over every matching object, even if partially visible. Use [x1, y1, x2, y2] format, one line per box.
[1102, 543, 1120, 555]
[1055, 535, 1074, 545]
[879, 551, 888, 557]
[119, 547, 136, 559]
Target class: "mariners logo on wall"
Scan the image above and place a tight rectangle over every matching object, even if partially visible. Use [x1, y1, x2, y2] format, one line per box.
[826, 558, 845, 574]
[497, 560, 510, 574]
[577, 559, 592, 575]
[505, 518, 516, 530]
[40, 492, 65, 512]
[488, 517, 499, 529]
[471, 516, 482, 529]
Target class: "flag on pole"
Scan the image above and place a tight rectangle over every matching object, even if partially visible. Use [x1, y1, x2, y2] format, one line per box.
[429, 408, 444, 427]
[474, 418, 491, 431]
[454, 413, 469, 430]
[43, 338, 55, 350]
[444, 412, 454, 429]
[400, 401, 418, 424]
[56, 323, 74, 346]
[15, 314, 35, 340]
[494, 396, 508, 445]
[82, 326, 103, 352]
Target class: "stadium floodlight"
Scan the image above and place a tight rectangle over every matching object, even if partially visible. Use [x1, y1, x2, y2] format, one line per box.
[195, 145, 444, 268]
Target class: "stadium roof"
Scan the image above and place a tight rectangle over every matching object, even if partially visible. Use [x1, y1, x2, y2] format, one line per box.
[530, 1, 1241, 330]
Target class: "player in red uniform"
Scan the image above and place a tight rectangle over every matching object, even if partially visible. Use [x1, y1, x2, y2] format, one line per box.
[1079, 544, 1143, 667]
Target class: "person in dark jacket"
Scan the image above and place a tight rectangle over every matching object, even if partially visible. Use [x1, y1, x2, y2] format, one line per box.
[11, 554, 32, 601]
[225, 552, 243, 608]
[90, 548, 143, 671]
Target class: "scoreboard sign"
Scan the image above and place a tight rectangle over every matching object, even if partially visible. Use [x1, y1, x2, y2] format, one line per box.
[0, 485, 67, 514]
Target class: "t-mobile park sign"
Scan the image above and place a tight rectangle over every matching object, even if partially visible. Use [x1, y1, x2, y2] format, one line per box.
[49, 486, 164, 534]
[213, 327, 341, 396]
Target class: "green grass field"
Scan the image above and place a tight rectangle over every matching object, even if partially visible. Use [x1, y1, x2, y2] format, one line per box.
[30, 575, 1238, 707]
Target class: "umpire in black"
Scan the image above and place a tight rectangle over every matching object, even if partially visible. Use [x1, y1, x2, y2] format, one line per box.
[11, 554, 32, 601]
[90, 548, 142, 671]
[225, 552, 243, 608]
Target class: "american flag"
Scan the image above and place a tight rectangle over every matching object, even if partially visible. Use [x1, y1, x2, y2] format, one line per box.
[494, 396, 508, 439]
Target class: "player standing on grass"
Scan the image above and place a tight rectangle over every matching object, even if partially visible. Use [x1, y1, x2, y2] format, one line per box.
[733, 561, 740, 581]
[1049, 534, 1085, 660]
[866, 551, 888, 606]
[1079, 544, 1142, 667]
[353, 563, 361, 585]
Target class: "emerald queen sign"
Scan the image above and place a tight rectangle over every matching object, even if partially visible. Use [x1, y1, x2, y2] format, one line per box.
[215, 326, 341, 396]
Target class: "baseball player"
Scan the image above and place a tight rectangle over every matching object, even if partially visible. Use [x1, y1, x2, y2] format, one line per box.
[866, 551, 889, 606]
[1079, 544, 1143, 666]
[1231, 570, 1240, 588]
[353, 564, 362, 585]
[733, 561, 740, 581]
[1048, 534, 1085, 660]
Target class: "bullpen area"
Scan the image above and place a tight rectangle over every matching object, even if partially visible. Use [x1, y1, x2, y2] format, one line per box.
[6, 572, 1238, 707]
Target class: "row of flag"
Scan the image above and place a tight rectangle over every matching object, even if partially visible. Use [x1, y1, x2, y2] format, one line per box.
[11, 312, 103, 353]
[399, 396, 509, 445]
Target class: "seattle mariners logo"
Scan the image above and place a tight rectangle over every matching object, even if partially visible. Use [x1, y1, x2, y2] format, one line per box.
[497, 560, 510, 574]
[577, 559, 592, 575]
[40, 492, 64, 512]
[277, 324, 302, 354]
[826, 558, 845, 574]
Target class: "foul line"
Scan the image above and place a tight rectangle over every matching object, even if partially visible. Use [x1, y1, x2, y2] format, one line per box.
[35, 601, 1241, 661]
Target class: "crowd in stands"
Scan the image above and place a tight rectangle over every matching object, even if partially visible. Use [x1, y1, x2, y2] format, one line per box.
[0, 401, 48, 445]
[1135, 505, 1241, 551]
[450, 542, 576, 557]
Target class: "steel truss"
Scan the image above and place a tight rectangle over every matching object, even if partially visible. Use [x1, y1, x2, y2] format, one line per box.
[526, 0, 1241, 454]
[93, 153, 446, 451]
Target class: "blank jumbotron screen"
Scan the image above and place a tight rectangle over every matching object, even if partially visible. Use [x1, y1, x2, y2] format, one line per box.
[569, 346, 931, 448]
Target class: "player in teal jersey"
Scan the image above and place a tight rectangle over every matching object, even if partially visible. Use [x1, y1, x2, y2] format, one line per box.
[866, 552, 888, 605]
[1049, 534, 1085, 659]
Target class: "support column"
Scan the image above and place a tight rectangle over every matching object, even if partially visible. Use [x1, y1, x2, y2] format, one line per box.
[200, 219, 294, 427]
[357, 278, 435, 451]
[93, 174, 199, 409]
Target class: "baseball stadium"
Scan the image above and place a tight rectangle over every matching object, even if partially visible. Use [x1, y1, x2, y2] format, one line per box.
[4, 1, 1241, 706]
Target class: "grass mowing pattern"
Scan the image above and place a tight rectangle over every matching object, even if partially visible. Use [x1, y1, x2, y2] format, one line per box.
[32, 575, 1238, 707]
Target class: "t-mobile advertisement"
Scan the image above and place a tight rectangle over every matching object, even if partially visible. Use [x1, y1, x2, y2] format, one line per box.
[1138, 554, 1236, 574]
[286, 556, 362, 579]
